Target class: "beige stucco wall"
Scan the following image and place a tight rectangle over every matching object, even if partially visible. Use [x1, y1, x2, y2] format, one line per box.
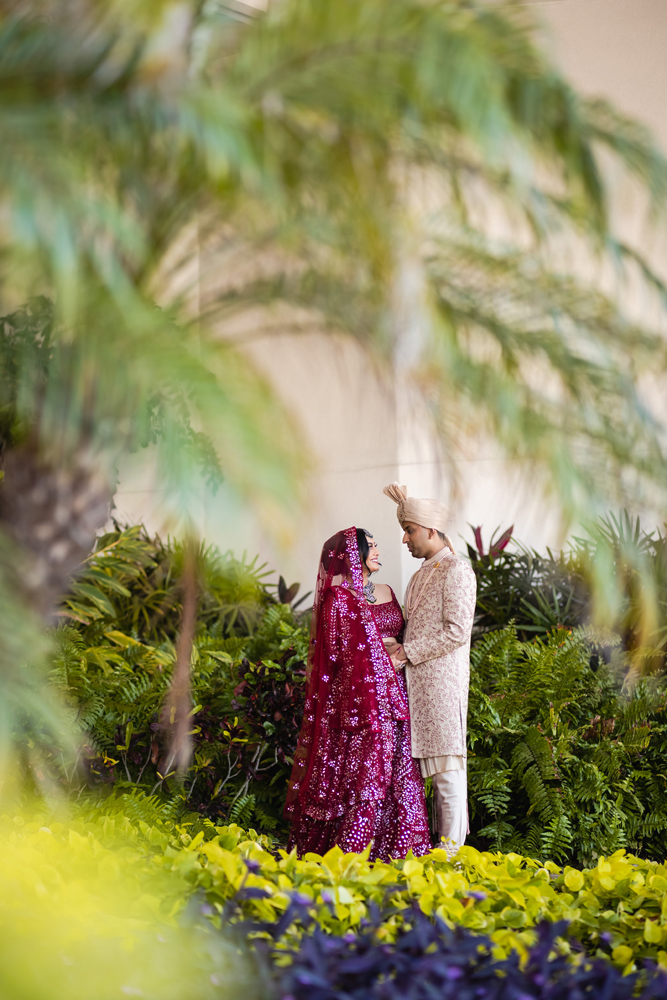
[114, 0, 667, 600]
[539, 0, 667, 150]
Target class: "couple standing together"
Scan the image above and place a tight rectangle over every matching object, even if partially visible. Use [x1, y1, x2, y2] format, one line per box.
[285, 482, 477, 860]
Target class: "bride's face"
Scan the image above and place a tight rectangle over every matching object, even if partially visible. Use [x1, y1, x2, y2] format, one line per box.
[365, 535, 381, 574]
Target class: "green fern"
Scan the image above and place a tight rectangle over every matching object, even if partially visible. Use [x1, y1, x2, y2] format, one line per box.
[511, 727, 561, 826]
[541, 815, 573, 862]
[468, 622, 667, 865]
[476, 820, 517, 852]
[251, 804, 278, 832]
[77, 787, 182, 827]
[228, 794, 256, 828]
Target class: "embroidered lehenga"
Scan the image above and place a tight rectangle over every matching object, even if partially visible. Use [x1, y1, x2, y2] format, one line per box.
[285, 527, 430, 860]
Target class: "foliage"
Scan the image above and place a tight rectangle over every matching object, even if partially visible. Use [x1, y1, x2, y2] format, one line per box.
[58, 792, 667, 972]
[60, 522, 279, 643]
[212, 0, 667, 522]
[0, 5, 311, 511]
[570, 513, 667, 669]
[0, 807, 259, 1000]
[8, 791, 667, 975]
[46, 521, 667, 858]
[5, 0, 667, 622]
[468, 526, 589, 641]
[2, 0, 667, 810]
[467, 625, 667, 866]
[10, 784, 667, 998]
[0, 298, 224, 489]
[46, 524, 308, 831]
[6, 793, 667, 998]
[247, 907, 667, 1000]
[468, 515, 667, 670]
[192, 833, 667, 969]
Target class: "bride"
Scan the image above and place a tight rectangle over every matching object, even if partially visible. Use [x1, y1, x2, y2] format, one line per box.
[284, 526, 430, 859]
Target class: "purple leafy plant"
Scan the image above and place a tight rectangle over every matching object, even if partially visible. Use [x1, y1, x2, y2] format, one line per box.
[229, 897, 667, 1000]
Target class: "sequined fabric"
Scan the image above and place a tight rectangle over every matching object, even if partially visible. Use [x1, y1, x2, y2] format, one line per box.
[371, 595, 405, 644]
[366, 591, 431, 859]
[285, 528, 430, 861]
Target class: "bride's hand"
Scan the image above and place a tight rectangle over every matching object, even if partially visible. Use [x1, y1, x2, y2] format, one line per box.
[383, 637, 407, 667]
[390, 644, 407, 668]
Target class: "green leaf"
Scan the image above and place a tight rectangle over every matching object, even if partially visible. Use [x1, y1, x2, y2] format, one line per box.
[70, 583, 117, 618]
[79, 567, 132, 597]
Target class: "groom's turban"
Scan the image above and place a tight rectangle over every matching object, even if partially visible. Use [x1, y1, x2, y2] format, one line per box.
[382, 482, 452, 534]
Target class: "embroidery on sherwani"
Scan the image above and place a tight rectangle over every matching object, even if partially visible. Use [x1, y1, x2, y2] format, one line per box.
[402, 551, 477, 759]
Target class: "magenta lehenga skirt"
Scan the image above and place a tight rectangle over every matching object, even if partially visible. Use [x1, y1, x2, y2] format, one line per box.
[287, 671, 431, 861]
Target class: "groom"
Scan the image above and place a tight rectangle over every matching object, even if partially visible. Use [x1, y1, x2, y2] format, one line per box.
[383, 483, 476, 853]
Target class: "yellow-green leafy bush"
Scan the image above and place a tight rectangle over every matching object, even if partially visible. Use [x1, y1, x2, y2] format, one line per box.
[5, 797, 667, 985]
[0, 808, 257, 1000]
[187, 835, 667, 970]
[85, 797, 667, 970]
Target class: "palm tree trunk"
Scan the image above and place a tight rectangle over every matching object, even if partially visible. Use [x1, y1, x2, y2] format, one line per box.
[0, 443, 112, 621]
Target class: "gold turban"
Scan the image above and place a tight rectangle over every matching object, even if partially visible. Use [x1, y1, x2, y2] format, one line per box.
[383, 482, 455, 552]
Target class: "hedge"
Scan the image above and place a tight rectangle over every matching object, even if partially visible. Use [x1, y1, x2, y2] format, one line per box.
[13, 795, 667, 969]
[4, 796, 667, 998]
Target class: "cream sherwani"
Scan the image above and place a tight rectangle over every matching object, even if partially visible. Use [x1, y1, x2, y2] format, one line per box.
[402, 547, 476, 847]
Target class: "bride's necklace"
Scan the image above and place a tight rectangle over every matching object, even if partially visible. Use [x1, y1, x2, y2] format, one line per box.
[363, 577, 376, 604]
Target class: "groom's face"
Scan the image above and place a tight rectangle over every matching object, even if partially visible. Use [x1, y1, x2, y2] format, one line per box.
[402, 522, 434, 559]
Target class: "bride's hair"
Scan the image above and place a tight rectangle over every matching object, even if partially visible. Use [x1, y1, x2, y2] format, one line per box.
[356, 527, 374, 573]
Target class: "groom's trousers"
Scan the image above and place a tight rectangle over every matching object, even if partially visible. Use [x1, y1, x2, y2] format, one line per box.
[432, 769, 468, 851]
[420, 756, 468, 852]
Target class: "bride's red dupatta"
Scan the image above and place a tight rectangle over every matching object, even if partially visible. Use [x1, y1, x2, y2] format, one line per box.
[284, 527, 409, 833]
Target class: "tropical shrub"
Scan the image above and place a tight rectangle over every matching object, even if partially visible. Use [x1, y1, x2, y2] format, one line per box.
[468, 525, 588, 641]
[59, 523, 297, 643]
[50, 623, 307, 830]
[46, 524, 309, 832]
[469, 515, 667, 671]
[467, 625, 667, 866]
